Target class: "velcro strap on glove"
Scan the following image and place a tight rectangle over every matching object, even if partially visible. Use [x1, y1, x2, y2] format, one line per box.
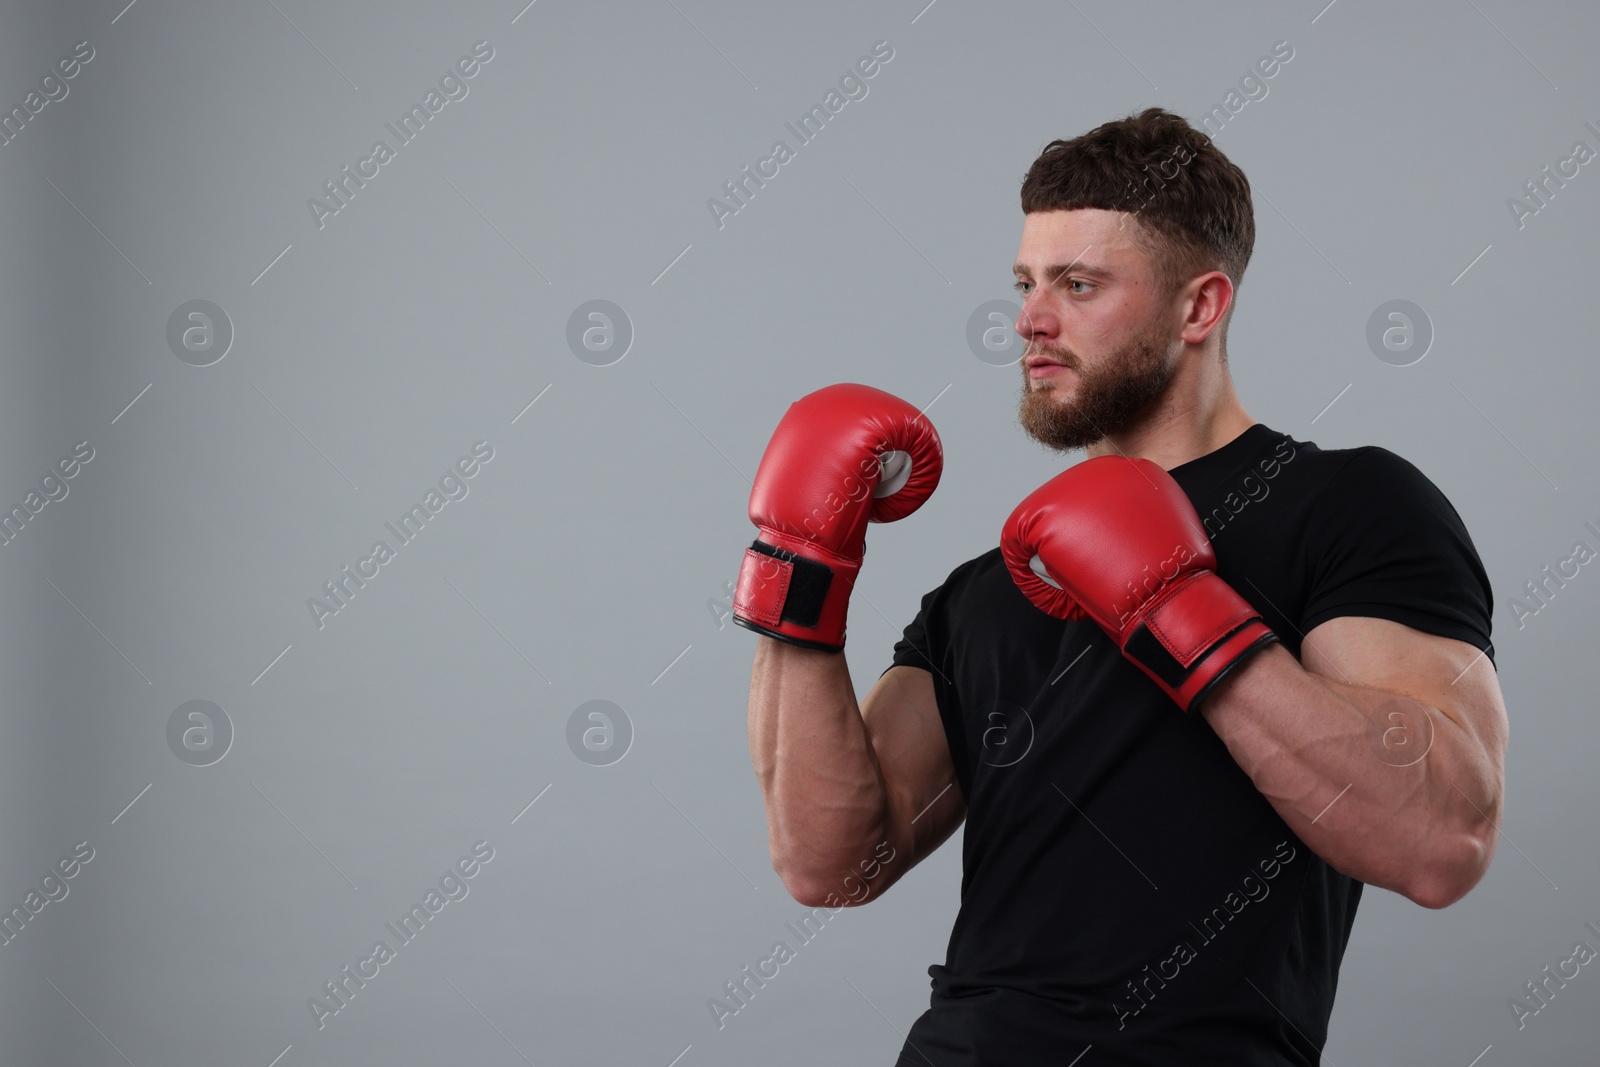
[733, 540, 834, 628]
[1121, 571, 1279, 712]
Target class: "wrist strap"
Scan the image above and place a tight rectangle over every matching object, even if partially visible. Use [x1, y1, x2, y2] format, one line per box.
[732, 532, 862, 651]
[1122, 570, 1278, 712]
[734, 539, 834, 629]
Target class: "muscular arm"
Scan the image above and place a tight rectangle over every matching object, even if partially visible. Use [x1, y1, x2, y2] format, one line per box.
[1202, 615, 1508, 908]
[748, 638, 964, 908]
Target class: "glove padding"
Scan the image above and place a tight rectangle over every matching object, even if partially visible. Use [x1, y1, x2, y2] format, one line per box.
[733, 383, 942, 651]
[1001, 455, 1277, 712]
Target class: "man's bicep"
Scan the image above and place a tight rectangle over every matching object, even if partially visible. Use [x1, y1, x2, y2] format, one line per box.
[1301, 615, 1507, 756]
[861, 665, 965, 870]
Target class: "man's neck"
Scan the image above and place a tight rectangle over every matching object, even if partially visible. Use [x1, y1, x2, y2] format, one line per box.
[1086, 353, 1256, 471]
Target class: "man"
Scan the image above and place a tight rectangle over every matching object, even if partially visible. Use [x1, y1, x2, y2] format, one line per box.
[736, 107, 1507, 1064]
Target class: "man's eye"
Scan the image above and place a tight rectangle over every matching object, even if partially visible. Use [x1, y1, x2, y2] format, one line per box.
[1013, 278, 1092, 296]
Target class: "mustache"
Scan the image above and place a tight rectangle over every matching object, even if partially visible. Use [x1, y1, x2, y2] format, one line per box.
[1022, 343, 1077, 367]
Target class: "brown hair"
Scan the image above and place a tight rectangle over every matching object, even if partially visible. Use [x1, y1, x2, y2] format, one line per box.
[1019, 107, 1254, 343]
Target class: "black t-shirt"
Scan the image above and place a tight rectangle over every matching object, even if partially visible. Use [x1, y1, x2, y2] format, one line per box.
[886, 423, 1494, 1066]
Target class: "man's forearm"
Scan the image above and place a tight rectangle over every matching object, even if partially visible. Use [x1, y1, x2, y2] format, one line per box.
[1202, 644, 1500, 907]
[748, 638, 892, 900]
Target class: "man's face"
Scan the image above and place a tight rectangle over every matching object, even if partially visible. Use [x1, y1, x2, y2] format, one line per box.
[1012, 209, 1180, 452]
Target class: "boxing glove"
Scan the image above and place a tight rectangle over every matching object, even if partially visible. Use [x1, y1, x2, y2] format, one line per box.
[1001, 456, 1277, 712]
[733, 384, 942, 652]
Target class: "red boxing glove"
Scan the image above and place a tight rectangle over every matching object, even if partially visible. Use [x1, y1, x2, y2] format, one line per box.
[733, 384, 942, 652]
[1001, 456, 1277, 712]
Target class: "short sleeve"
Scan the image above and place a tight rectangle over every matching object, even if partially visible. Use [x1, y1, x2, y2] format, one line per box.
[886, 583, 942, 677]
[1301, 448, 1495, 664]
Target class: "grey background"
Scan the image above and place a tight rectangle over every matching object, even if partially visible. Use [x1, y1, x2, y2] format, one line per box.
[1, 0, 1596, 1063]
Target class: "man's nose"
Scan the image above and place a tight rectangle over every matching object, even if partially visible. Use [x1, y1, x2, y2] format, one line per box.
[1015, 302, 1047, 340]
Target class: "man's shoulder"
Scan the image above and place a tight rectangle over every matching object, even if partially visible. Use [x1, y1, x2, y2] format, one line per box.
[944, 544, 1008, 586]
[968, 543, 1006, 568]
[1256, 426, 1445, 498]
[912, 545, 1010, 608]
[1288, 435, 1459, 510]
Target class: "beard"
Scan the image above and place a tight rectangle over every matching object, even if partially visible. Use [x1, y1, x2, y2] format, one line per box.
[1017, 321, 1178, 452]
